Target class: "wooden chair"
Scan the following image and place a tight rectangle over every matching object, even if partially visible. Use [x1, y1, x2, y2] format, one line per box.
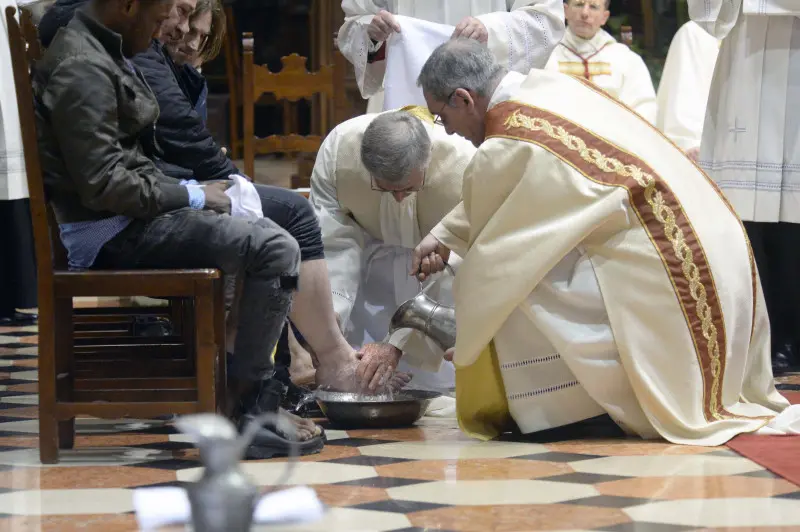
[241, 32, 347, 188]
[5, 6, 227, 464]
[222, 2, 242, 159]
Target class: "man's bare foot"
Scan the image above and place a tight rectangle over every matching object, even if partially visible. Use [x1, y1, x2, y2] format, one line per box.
[315, 346, 360, 391]
[288, 327, 317, 386]
[279, 408, 323, 440]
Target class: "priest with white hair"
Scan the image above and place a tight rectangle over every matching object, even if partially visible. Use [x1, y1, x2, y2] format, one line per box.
[689, 0, 800, 374]
[310, 107, 476, 398]
[337, 0, 565, 113]
[655, 21, 720, 160]
[408, 38, 795, 445]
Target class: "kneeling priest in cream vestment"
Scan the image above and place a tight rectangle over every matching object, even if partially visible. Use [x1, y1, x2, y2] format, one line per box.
[310, 108, 476, 397]
[412, 39, 797, 445]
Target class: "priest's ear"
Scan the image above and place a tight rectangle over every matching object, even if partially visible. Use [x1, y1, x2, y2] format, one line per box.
[452, 88, 476, 111]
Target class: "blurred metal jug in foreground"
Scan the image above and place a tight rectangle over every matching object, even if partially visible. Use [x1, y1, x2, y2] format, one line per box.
[175, 412, 297, 532]
[389, 278, 456, 351]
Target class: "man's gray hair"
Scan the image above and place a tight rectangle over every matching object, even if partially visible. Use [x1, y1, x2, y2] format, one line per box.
[361, 111, 432, 184]
[416, 39, 506, 102]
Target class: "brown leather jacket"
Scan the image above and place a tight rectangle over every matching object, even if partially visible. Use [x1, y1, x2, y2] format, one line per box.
[34, 9, 189, 224]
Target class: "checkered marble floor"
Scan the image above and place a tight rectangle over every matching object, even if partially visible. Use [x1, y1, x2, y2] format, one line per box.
[1, 325, 800, 531]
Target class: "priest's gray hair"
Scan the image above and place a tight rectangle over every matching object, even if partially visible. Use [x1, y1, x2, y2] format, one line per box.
[361, 111, 432, 184]
[416, 39, 507, 102]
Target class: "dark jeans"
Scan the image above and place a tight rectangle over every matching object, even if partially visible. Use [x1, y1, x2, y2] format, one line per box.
[254, 184, 320, 348]
[0, 199, 37, 316]
[96, 208, 300, 382]
[745, 221, 800, 353]
[255, 184, 324, 262]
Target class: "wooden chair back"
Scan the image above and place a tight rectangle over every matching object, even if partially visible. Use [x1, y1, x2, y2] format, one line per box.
[222, 3, 241, 158]
[241, 31, 347, 179]
[4, 6, 66, 309]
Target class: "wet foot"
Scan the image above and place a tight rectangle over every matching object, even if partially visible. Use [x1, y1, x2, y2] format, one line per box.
[279, 408, 323, 440]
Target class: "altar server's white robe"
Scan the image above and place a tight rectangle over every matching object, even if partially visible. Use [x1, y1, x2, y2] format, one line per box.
[309, 108, 476, 393]
[545, 28, 657, 123]
[429, 70, 793, 445]
[338, 0, 565, 113]
[656, 21, 720, 151]
[690, 0, 800, 223]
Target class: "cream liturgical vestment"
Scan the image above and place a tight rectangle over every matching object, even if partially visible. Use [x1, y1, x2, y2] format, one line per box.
[689, 0, 800, 223]
[545, 27, 657, 123]
[429, 70, 795, 445]
[656, 21, 720, 151]
[337, 0, 565, 113]
[309, 107, 476, 393]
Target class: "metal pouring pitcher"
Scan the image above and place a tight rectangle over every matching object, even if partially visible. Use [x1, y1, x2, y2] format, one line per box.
[388, 264, 456, 351]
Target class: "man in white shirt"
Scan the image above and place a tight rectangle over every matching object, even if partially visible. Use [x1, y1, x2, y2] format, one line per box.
[337, 0, 565, 113]
[310, 107, 476, 394]
[545, 0, 657, 122]
[690, 0, 800, 373]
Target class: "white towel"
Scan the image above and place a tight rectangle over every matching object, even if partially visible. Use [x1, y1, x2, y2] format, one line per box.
[425, 395, 457, 418]
[225, 174, 263, 220]
[383, 16, 454, 111]
[133, 486, 325, 531]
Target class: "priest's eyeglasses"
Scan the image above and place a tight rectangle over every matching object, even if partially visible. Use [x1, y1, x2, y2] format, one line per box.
[370, 170, 427, 193]
[433, 89, 457, 126]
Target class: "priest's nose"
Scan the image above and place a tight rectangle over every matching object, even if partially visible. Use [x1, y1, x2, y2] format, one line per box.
[392, 191, 410, 202]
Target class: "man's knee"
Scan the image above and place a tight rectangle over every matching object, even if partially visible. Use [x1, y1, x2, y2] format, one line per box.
[254, 185, 323, 261]
[250, 220, 301, 280]
[291, 199, 324, 261]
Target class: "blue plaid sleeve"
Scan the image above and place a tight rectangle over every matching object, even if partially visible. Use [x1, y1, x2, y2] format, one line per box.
[185, 185, 206, 210]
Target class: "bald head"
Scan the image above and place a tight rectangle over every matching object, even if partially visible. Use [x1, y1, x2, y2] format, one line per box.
[416, 39, 506, 102]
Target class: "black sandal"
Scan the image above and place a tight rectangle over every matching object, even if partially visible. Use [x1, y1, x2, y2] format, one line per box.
[236, 378, 325, 460]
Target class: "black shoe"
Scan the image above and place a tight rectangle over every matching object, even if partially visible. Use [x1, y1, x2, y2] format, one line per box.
[276, 373, 324, 419]
[133, 316, 173, 337]
[772, 344, 795, 376]
[0, 311, 38, 326]
[236, 377, 324, 460]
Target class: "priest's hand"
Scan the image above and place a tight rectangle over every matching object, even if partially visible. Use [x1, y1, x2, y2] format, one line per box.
[451, 16, 488, 44]
[444, 347, 454, 362]
[685, 147, 700, 162]
[367, 10, 401, 42]
[411, 233, 450, 281]
[355, 342, 403, 393]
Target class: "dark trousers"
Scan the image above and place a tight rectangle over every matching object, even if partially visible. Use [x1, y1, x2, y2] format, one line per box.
[254, 184, 320, 350]
[254, 184, 324, 262]
[745, 221, 800, 354]
[0, 199, 37, 317]
[96, 208, 300, 382]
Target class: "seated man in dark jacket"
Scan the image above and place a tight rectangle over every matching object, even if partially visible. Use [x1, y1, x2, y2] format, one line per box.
[132, 0, 233, 182]
[38, 0, 407, 394]
[34, 0, 324, 459]
[132, 0, 408, 394]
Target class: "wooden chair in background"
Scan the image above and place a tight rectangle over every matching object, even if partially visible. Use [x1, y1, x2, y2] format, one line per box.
[241, 32, 347, 189]
[222, 2, 242, 159]
[6, 6, 227, 464]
